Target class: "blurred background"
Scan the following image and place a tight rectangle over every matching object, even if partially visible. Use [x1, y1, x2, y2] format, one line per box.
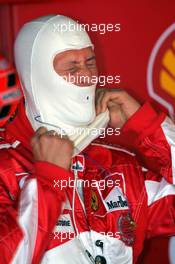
[0, 0, 175, 263]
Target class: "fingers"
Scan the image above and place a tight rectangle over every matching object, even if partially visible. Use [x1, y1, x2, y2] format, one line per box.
[35, 127, 48, 137]
[31, 127, 60, 146]
[96, 88, 125, 114]
[30, 127, 47, 147]
[96, 89, 106, 115]
[30, 126, 74, 168]
[44, 130, 58, 136]
[30, 127, 70, 147]
[100, 92, 120, 112]
[42, 130, 68, 139]
[95, 88, 106, 103]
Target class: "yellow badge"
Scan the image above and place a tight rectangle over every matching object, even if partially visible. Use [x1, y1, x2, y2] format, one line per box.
[91, 190, 99, 211]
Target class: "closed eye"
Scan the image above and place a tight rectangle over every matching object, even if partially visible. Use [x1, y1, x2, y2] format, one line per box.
[86, 62, 96, 67]
[66, 68, 77, 74]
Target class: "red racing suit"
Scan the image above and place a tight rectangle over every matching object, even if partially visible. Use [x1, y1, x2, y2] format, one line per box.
[0, 101, 175, 264]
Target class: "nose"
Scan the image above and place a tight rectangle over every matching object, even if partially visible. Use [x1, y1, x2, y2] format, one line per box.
[77, 65, 95, 86]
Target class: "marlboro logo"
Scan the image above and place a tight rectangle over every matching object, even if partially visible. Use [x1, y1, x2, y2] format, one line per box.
[106, 196, 128, 210]
[105, 187, 128, 212]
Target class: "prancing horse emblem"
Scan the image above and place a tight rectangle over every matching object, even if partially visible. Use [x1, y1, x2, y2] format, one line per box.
[91, 190, 99, 211]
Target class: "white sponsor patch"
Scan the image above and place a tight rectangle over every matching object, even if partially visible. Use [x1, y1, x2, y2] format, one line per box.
[71, 155, 85, 172]
[105, 187, 128, 212]
[54, 214, 74, 233]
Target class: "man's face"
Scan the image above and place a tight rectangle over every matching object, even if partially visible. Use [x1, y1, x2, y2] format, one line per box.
[53, 47, 98, 87]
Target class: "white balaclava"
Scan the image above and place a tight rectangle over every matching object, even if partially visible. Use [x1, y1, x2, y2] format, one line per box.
[14, 15, 109, 156]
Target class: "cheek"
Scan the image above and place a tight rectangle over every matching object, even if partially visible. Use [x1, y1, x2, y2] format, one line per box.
[61, 73, 70, 82]
[91, 67, 98, 77]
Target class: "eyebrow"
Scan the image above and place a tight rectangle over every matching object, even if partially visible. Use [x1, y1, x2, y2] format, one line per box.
[68, 55, 96, 65]
[86, 55, 96, 62]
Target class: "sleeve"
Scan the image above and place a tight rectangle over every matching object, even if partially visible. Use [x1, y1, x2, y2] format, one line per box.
[144, 170, 175, 239]
[121, 102, 175, 184]
[0, 161, 71, 264]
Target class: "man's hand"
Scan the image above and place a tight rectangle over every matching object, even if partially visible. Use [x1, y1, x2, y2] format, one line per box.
[31, 127, 73, 170]
[96, 88, 141, 128]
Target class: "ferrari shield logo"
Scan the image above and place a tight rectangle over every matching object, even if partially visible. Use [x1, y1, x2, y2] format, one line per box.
[91, 190, 99, 211]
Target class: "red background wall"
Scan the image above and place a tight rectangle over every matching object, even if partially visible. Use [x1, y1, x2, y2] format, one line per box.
[0, 0, 175, 263]
[0, 0, 175, 113]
